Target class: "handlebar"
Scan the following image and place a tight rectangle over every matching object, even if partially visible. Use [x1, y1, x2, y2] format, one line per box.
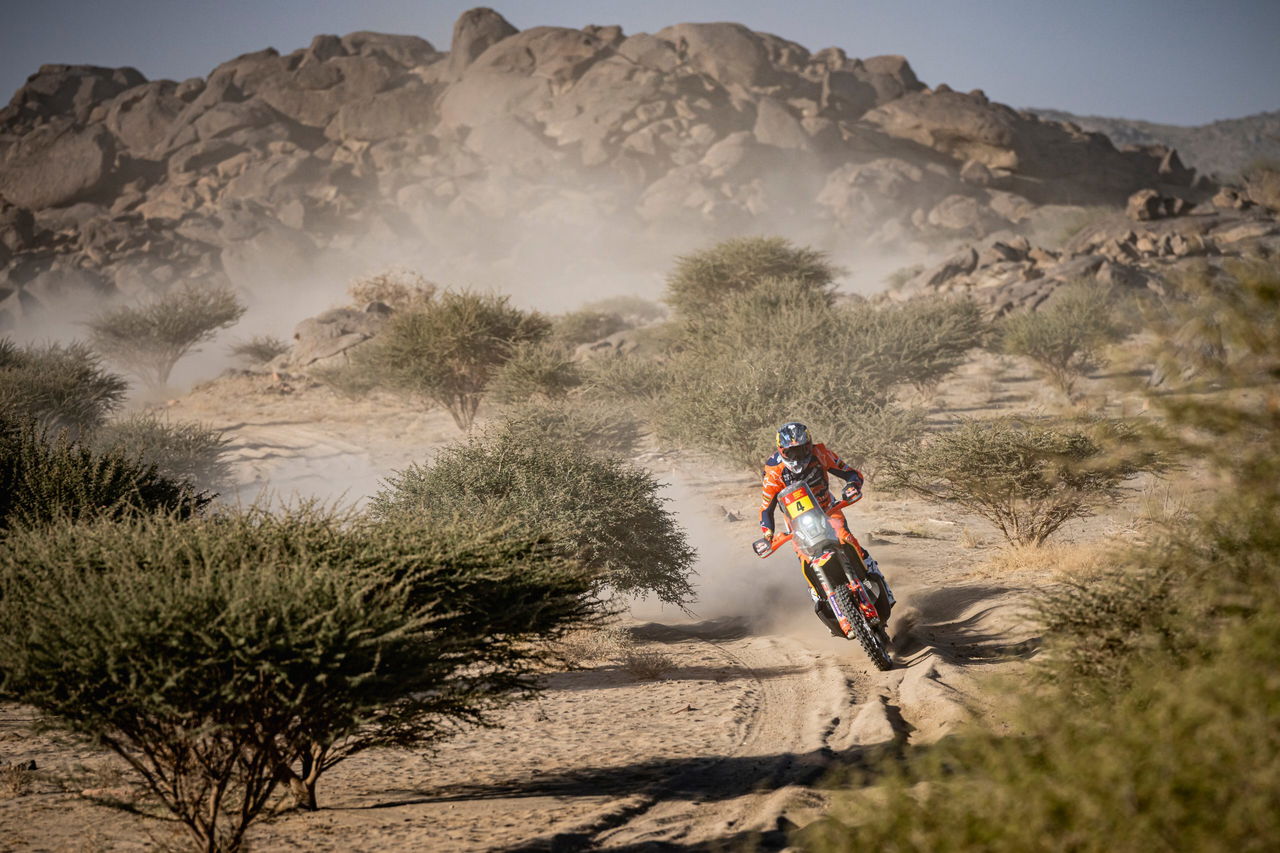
[753, 493, 861, 558]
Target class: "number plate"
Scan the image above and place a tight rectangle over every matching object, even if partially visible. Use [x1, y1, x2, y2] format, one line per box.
[780, 487, 815, 519]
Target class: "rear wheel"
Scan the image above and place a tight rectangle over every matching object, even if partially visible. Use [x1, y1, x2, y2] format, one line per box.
[833, 585, 893, 671]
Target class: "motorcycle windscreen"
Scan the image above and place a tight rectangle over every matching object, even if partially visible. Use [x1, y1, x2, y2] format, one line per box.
[779, 483, 837, 556]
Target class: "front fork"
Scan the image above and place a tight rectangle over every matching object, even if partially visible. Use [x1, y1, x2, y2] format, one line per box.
[809, 551, 883, 628]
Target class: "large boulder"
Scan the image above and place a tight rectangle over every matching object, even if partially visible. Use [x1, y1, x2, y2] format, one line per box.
[0, 199, 36, 251]
[863, 90, 1020, 170]
[753, 98, 810, 150]
[254, 53, 404, 128]
[7, 64, 145, 123]
[340, 31, 439, 67]
[448, 7, 519, 76]
[0, 121, 117, 209]
[191, 97, 283, 141]
[653, 22, 773, 88]
[325, 83, 436, 141]
[104, 81, 186, 154]
[466, 26, 612, 88]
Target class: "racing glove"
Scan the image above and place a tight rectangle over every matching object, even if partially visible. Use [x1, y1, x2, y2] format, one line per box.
[841, 482, 862, 502]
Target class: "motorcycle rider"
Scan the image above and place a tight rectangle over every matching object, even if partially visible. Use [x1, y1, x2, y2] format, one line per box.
[758, 422, 895, 636]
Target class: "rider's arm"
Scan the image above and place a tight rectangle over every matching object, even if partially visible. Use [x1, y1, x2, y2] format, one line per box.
[759, 466, 784, 535]
[819, 445, 864, 491]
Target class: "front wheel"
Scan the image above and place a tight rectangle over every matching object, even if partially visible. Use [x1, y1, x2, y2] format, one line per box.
[832, 585, 893, 671]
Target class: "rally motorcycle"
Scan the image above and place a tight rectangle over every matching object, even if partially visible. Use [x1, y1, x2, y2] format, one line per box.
[753, 482, 893, 670]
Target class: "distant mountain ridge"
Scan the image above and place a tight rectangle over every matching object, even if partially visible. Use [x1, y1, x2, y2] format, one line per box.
[1027, 107, 1280, 178]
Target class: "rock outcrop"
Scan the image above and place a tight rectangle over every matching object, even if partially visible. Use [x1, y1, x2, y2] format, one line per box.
[0, 7, 1216, 328]
[907, 204, 1280, 314]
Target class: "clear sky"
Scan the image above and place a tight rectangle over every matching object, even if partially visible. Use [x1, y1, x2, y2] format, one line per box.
[3, 0, 1277, 126]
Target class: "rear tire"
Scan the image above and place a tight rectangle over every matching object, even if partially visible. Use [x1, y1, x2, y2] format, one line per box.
[833, 585, 893, 671]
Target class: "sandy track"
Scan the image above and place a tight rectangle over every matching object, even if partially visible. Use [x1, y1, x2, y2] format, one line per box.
[0, 375, 1047, 851]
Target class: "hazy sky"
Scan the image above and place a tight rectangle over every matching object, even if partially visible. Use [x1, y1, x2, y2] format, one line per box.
[3, 0, 1277, 125]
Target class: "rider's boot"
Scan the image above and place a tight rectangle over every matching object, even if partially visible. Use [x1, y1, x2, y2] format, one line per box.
[814, 599, 844, 637]
[862, 552, 896, 618]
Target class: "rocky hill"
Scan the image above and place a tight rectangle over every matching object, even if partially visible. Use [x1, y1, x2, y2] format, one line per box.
[1029, 107, 1280, 179]
[0, 8, 1228, 328]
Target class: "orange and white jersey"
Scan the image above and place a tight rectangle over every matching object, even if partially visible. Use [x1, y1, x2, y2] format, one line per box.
[760, 443, 862, 534]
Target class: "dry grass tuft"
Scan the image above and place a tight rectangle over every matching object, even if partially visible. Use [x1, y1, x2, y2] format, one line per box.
[0, 763, 34, 798]
[619, 649, 676, 681]
[977, 540, 1114, 579]
[557, 624, 675, 681]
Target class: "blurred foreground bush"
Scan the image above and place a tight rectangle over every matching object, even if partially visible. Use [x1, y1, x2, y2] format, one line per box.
[805, 259, 1280, 851]
[0, 507, 595, 851]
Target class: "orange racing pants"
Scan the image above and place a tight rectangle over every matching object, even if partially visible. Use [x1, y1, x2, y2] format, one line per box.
[789, 509, 867, 601]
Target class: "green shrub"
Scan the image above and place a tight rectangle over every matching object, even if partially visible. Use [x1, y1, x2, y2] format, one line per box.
[857, 297, 988, 393]
[813, 615, 1280, 852]
[0, 339, 127, 437]
[833, 404, 927, 482]
[999, 280, 1125, 395]
[87, 284, 246, 389]
[496, 398, 644, 459]
[881, 416, 1163, 546]
[227, 334, 288, 366]
[347, 290, 549, 429]
[581, 351, 670, 407]
[0, 507, 595, 849]
[648, 282, 897, 470]
[487, 341, 581, 404]
[310, 348, 381, 400]
[90, 413, 232, 491]
[552, 309, 630, 347]
[665, 236, 840, 323]
[371, 418, 696, 606]
[0, 416, 205, 533]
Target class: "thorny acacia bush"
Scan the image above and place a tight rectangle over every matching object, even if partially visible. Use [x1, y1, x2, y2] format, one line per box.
[90, 413, 232, 491]
[0, 416, 206, 534]
[371, 416, 696, 607]
[665, 235, 840, 324]
[999, 279, 1125, 395]
[497, 398, 643, 459]
[487, 340, 582, 404]
[347, 267, 437, 311]
[808, 261, 1280, 852]
[227, 334, 288, 366]
[346, 290, 549, 429]
[644, 283, 966, 472]
[881, 416, 1164, 546]
[860, 297, 987, 394]
[87, 284, 246, 389]
[0, 507, 596, 851]
[1146, 258, 1279, 390]
[0, 339, 127, 438]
